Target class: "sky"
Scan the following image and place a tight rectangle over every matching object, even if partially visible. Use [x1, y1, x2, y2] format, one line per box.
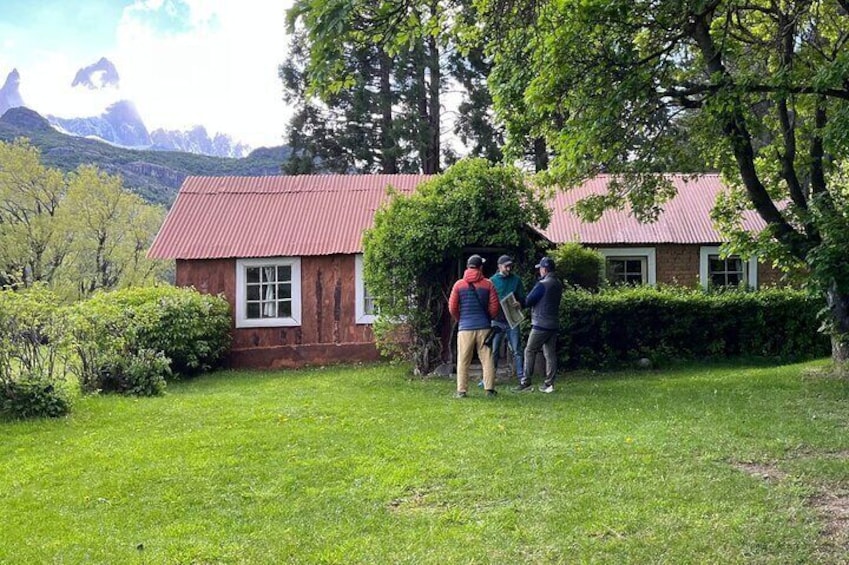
[0, 0, 295, 148]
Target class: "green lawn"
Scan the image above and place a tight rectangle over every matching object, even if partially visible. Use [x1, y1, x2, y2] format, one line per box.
[2, 361, 847, 564]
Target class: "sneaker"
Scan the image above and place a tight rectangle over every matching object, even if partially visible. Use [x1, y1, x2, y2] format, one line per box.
[513, 382, 533, 393]
[539, 384, 554, 394]
[477, 380, 484, 388]
[485, 389, 498, 398]
[453, 391, 467, 398]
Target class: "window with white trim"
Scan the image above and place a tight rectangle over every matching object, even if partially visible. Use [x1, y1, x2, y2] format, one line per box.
[699, 246, 758, 289]
[597, 247, 657, 286]
[355, 254, 376, 324]
[235, 258, 301, 328]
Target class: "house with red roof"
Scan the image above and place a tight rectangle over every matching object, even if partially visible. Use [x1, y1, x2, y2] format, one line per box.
[148, 173, 784, 369]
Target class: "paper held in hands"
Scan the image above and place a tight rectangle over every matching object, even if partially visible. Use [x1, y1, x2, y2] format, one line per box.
[501, 292, 524, 329]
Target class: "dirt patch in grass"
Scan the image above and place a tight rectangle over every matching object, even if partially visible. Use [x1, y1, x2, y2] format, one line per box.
[732, 461, 788, 483]
[733, 454, 849, 558]
[387, 486, 447, 514]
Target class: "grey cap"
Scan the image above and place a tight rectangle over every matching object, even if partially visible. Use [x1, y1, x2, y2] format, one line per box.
[497, 255, 514, 266]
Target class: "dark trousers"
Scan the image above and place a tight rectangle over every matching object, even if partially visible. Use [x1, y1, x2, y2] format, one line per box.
[522, 328, 557, 386]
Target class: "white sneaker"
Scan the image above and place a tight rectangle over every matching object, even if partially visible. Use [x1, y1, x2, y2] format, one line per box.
[539, 384, 554, 394]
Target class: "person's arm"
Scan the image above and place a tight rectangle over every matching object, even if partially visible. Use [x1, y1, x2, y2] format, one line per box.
[448, 281, 462, 321]
[486, 281, 500, 319]
[515, 278, 526, 307]
[524, 281, 544, 308]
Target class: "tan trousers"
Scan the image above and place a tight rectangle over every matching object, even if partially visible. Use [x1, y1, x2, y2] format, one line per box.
[456, 329, 495, 392]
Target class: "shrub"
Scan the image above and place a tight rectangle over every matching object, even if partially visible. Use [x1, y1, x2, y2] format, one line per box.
[101, 349, 170, 397]
[62, 297, 126, 393]
[62, 285, 231, 395]
[106, 286, 232, 377]
[0, 286, 72, 418]
[1, 370, 72, 419]
[558, 286, 830, 369]
[550, 243, 604, 290]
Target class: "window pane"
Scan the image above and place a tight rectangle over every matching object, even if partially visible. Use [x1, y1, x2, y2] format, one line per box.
[608, 260, 624, 275]
[625, 259, 642, 272]
[247, 303, 260, 318]
[247, 284, 260, 301]
[262, 283, 276, 300]
[364, 296, 376, 315]
[625, 273, 642, 283]
[727, 257, 743, 273]
[279, 300, 292, 318]
[277, 283, 291, 299]
[278, 265, 292, 282]
[711, 274, 726, 287]
[726, 273, 742, 286]
[709, 257, 724, 272]
[247, 267, 260, 284]
[262, 267, 275, 283]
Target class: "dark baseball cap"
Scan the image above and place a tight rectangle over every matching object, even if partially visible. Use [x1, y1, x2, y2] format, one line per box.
[467, 254, 485, 268]
[497, 255, 514, 266]
[535, 256, 555, 270]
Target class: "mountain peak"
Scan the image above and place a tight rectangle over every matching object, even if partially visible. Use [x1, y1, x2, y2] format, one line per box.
[0, 106, 53, 133]
[72, 57, 120, 89]
[0, 68, 25, 116]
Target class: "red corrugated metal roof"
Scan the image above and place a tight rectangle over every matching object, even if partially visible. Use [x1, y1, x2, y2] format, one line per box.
[540, 173, 767, 245]
[148, 173, 768, 260]
[147, 175, 432, 259]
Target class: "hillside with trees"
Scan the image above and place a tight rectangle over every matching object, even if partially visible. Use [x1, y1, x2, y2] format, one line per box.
[0, 107, 291, 206]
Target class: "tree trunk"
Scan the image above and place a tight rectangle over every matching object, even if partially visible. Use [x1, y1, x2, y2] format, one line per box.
[826, 283, 849, 368]
[378, 49, 398, 174]
[425, 31, 441, 174]
[533, 137, 549, 172]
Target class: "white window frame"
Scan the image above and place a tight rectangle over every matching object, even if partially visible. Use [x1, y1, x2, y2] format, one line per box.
[699, 246, 758, 290]
[597, 247, 657, 286]
[235, 257, 302, 328]
[355, 254, 376, 324]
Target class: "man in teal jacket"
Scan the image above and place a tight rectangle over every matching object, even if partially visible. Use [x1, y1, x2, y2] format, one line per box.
[489, 255, 526, 384]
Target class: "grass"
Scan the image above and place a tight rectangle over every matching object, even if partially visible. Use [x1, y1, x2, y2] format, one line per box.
[1, 360, 847, 564]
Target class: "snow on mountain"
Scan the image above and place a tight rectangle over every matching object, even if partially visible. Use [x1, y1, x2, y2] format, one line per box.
[71, 57, 120, 90]
[0, 69, 25, 117]
[2, 59, 252, 158]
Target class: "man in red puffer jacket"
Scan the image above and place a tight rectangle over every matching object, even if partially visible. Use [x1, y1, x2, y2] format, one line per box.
[448, 254, 500, 398]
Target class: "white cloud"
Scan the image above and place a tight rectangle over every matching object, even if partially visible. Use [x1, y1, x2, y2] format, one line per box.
[9, 0, 294, 149]
[113, 0, 294, 148]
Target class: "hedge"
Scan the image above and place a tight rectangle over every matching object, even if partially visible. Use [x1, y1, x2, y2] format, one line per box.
[558, 286, 830, 369]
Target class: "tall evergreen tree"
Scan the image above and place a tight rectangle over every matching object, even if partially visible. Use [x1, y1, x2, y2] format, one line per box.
[281, 0, 503, 174]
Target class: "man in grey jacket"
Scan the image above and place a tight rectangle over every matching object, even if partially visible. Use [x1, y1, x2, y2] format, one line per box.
[515, 256, 563, 393]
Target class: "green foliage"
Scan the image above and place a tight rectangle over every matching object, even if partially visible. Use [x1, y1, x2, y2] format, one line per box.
[107, 286, 232, 377]
[105, 349, 170, 397]
[284, 0, 503, 174]
[475, 0, 849, 361]
[0, 139, 169, 298]
[363, 158, 550, 373]
[550, 242, 603, 290]
[1, 370, 72, 419]
[62, 286, 231, 395]
[0, 109, 288, 206]
[62, 296, 128, 393]
[0, 285, 73, 418]
[559, 287, 830, 370]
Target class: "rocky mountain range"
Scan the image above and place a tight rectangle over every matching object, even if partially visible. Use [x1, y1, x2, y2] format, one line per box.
[0, 58, 252, 158]
[0, 106, 290, 206]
